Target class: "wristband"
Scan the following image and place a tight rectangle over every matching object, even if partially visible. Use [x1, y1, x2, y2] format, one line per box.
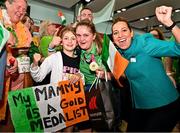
[48, 47, 56, 52]
[165, 22, 176, 31]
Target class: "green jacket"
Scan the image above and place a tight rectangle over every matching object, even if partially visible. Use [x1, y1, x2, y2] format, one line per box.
[118, 33, 180, 109]
[39, 36, 62, 58]
[28, 41, 40, 64]
[80, 43, 105, 85]
[39, 36, 53, 58]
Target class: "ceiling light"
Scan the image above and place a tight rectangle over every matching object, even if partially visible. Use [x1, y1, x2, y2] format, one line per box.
[175, 9, 180, 13]
[145, 17, 149, 20]
[121, 8, 126, 12]
[140, 18, 144, 21]
[117, 10, 121, 13]
[85, 0, 91, 2]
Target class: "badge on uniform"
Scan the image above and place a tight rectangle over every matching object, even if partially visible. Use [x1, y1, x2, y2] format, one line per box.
[130, 57, 136, 62]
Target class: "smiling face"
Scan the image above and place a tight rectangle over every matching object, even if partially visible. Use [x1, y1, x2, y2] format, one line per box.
[62, 31, 77, 53]
[112, 21, 133, 50]
[80, 9, 93, 22]
[6, 0, 27, 24]
[76, 25, 96, 52]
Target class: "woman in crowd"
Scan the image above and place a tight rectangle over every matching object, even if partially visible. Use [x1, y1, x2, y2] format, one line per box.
[75, 20, 112, 132]
[39, 20, 60, 58]
[149, 28, 165, 40]
[21, 14, 34, 33]
[111, 6, 180, 132]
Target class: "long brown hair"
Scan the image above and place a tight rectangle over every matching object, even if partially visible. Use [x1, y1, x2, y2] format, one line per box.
[149, 28, 165, 40]
[75, 19, 102, 55]
[112, 17, 132, 32]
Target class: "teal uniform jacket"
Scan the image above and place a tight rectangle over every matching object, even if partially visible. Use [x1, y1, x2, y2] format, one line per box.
[118, 33, 180, 109]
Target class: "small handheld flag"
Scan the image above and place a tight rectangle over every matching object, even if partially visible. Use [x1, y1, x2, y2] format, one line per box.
[102, 34, 129, 80]
[58, 10, 66, 25]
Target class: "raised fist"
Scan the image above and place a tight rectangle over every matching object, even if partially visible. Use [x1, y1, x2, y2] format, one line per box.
[156, 6, 173, 27]
[49, 36, 62, 48]
[33, 53, 41, 66]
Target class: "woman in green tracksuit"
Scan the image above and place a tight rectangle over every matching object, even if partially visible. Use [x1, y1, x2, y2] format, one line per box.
[111, 6, 180, 132]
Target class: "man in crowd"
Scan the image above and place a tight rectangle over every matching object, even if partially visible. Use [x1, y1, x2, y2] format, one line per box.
[0, 0, 28, 131]
[72, 7, 93, 28]
[79, 7, 93, 22]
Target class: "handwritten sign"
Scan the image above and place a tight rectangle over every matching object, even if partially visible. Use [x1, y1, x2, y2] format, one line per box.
[8, 80, 89, 132]
[17, 56, 30, 73]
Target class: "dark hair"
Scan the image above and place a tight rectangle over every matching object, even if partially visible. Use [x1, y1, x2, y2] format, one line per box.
[80, 7, 93, 14]
[149, 28, 165, 40]
[112, 17, 132, 32]
[75, 19, 102, 55]
[0, 0, 5, 6]
[21, 14, 34, 25]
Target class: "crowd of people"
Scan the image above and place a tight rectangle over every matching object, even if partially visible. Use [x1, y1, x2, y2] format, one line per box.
[0, 0, 180, 132]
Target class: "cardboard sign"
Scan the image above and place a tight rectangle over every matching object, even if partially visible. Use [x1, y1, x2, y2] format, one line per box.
[8, 80, 89, 132]
[17, 56, 30, 73]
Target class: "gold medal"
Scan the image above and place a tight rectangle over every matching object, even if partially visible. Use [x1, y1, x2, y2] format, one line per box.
[89, 61, 99, 71]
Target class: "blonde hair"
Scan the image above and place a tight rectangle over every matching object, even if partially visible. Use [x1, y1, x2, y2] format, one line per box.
[39, 20, 55, 37]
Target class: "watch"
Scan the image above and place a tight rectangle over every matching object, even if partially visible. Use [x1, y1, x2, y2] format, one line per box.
[165, 22, 176, 31]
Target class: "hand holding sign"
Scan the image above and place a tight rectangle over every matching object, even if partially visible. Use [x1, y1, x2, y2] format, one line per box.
[33, 53, 41, 66]
[6, 55, 18, 75]
[69, 73, 82, 84]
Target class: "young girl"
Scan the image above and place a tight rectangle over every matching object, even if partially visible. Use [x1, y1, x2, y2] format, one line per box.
[75, 20, 111, 89]
[30, 26, 81, 132]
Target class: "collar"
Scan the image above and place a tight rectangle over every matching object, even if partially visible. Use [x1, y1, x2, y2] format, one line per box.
[81, 42, 97, 56]
[81, 42, 99, 64]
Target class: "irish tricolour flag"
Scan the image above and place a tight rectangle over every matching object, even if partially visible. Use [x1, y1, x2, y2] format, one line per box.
[0, 23, 10, 53]
[102, 34, 129, 80]
[8, 80, 89, 132]
[58, 11, 66, 25]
